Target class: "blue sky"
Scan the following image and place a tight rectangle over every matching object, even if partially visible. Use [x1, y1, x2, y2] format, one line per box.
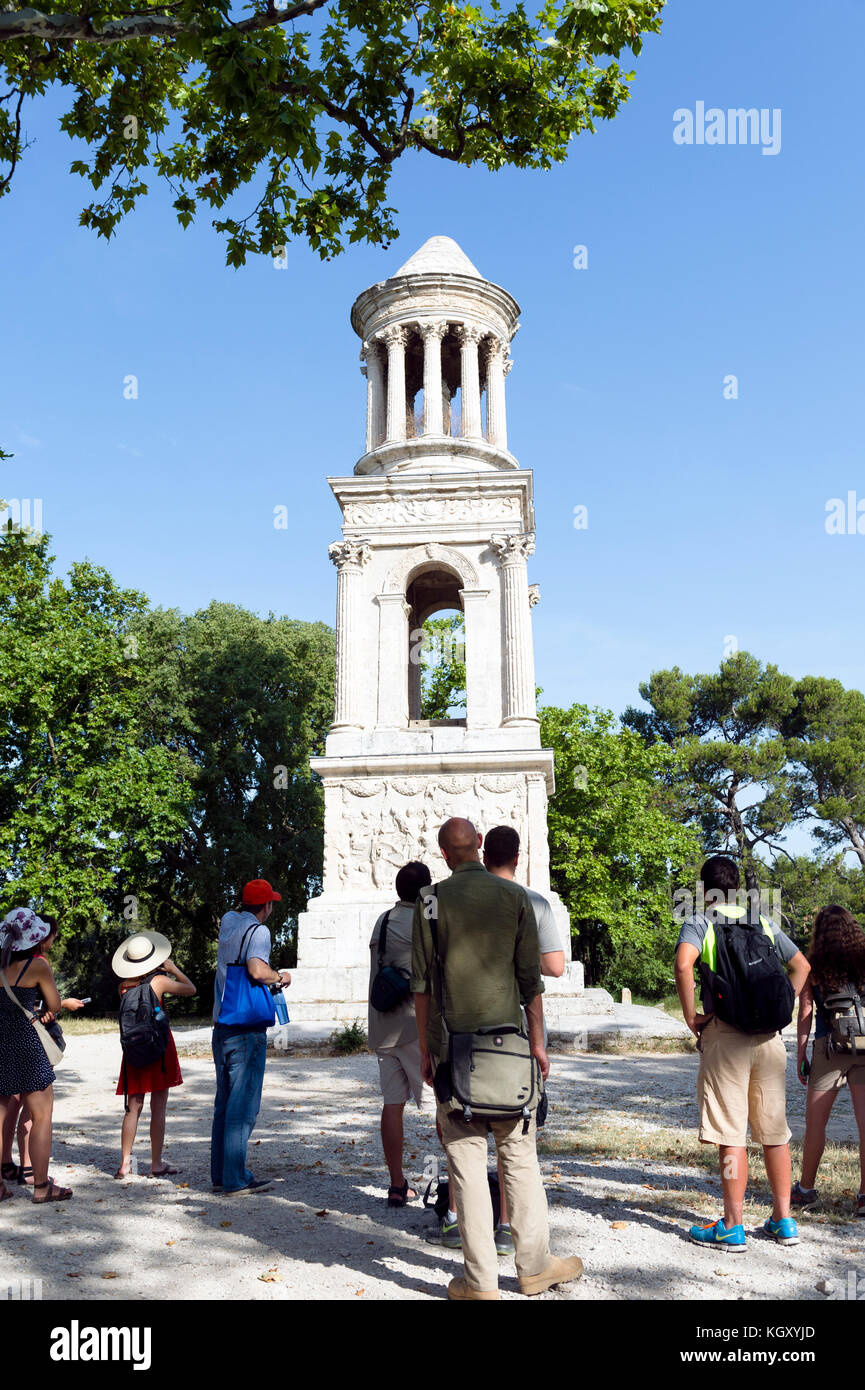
[2, 0, 863, 735]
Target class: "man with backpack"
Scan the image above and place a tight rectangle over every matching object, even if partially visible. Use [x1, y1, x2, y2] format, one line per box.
[412, 816, 583, 1301]
[368, 861, 432, 1207]
[211, 880, 290, 1196]
[675, 855, 810, 1251]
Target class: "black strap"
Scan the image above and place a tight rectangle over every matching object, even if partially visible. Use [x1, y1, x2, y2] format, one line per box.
[376, 910, 392, 969]
[14, 960, 31, 986]
[426, 885, 448, 1033]
[231, 922, 259, 968]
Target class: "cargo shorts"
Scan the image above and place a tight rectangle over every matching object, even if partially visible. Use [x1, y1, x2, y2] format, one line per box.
[697, 1015, 791, 1147]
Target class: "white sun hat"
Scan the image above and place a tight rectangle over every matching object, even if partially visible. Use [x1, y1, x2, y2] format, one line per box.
[111, 930, 172, 980]
[0, 906, 52, 961]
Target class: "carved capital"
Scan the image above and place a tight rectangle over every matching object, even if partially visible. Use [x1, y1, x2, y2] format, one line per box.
[362, 338, 383, 365]
[528, 583, 540, 608]
[484, 334, 506, 364]
[380, 323, 408, 352]
[490, 532, 535, 566]
[419, 319, 448, 343]
[455, 323, 484, 348]
[328, 539, 372, 571]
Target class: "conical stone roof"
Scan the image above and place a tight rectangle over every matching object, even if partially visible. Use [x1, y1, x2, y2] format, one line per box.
[393, 235, 483, 280]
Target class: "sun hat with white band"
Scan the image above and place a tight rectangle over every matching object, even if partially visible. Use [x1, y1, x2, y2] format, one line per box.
[112, 930, 172, 980]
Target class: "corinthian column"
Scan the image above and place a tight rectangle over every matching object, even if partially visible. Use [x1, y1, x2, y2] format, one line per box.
[491, 532, 538, 725]
[362, 339, 385, 452]
[420, 320, 447, 435]
[328, 539, 371, 729]
[456, 324, 483, 440]
[485, 336, 509, 449]
[382, 324, 407, 443]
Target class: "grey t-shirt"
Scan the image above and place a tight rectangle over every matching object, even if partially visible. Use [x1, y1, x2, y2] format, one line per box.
[368, 901, 418, 1053]
[526, 887, 562, 957]
[213, 910, 272, 1024]
[677, 907, 799, 1012]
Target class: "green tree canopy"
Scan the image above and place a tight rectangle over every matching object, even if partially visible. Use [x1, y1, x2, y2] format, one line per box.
[128, 602, 334, 977]
[769, 854, 865, 947]
[623, 652, 797, 890]
[782, 676, 865, 870]
[541, 701, 699, 994]
[0, 529, 192, 929]
[0, 0, 664, 263]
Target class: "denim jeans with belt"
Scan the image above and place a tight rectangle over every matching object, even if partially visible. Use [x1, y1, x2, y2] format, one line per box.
[211, 1026, 267, 1191]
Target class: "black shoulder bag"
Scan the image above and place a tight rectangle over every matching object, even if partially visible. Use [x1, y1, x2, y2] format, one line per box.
[369, 911, 412, 1013]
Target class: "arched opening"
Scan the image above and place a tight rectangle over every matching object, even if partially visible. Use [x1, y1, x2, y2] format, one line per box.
[406, 566, 466, 724]
[441, 326, 462, 438]
[404, 327, 424, 438]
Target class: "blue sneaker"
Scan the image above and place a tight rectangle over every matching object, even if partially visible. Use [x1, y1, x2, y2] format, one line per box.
[762, 1216, 799, 1246]
[689, 1217, 746, 1251]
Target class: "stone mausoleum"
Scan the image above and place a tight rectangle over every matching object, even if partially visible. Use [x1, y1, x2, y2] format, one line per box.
[288, 236, 586, 1025]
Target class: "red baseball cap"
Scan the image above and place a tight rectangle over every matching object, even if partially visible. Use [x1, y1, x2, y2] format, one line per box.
[241, 879, 282, 905]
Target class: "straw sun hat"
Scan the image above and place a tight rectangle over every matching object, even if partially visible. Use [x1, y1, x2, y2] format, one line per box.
[112, 930, 172, 980]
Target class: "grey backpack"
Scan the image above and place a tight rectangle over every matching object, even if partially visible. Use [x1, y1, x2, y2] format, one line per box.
[819, 983, 865, 1055]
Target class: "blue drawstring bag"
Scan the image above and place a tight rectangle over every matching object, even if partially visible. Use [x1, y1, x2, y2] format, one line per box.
[218, 923, 276, 1027]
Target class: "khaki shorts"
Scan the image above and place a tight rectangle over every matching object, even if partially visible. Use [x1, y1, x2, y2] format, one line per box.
[697, 1016, 791, 1147]
[376, 1042, 425, 1107]
[808, 1038, 865, 1091]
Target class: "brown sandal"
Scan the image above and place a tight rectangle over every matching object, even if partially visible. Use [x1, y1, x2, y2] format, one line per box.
[32, 1180, 72, 1203]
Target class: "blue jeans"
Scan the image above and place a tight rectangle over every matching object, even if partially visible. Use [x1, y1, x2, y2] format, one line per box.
[211, 1027, 267, 1191]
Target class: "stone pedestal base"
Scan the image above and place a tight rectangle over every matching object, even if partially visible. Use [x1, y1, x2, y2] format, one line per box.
[288, 888, 588, 1025]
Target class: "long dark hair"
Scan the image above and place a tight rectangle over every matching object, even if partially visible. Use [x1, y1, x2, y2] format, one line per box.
[808, 905, 865, 993]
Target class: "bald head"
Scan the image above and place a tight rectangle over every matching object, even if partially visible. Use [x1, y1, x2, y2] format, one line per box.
[438, 817, 482, 868]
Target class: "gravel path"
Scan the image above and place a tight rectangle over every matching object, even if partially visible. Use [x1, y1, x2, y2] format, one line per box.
[1, 1034, 861, 1301]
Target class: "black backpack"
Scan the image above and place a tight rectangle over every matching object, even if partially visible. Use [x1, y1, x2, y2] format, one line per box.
[119, 971, 170, 1108]
[699, 908, 795, 1035]
[423, 1174, 501, 1228]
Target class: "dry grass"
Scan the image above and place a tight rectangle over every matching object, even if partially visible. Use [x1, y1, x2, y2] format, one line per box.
[540, 1116, 863, 1224]
[59, 1015, 118, 1036]
[61, 1014, 214, 1037]
[589, 1035, 694, 1055]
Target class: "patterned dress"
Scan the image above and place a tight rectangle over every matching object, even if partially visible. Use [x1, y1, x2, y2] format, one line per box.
[0, 963, 55, 1095]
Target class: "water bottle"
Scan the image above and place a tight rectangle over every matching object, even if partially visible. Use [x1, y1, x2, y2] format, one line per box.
[273, 987, 289, 1026]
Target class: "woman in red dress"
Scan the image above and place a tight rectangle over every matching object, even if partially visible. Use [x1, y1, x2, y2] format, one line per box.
[111, 931, 196, 1179]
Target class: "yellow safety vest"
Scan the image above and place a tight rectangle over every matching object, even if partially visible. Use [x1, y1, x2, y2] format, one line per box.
[700, 907, 777, 973]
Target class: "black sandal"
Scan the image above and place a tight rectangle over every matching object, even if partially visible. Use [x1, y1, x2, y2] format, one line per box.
[1, 1162, 20, 1183]
[32, 1180, 72, 1203]
[18, 1166, 54, 1186]
[387, 1181, 418, 1207]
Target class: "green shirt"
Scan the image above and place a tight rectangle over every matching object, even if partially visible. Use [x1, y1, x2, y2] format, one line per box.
[411, 860, 543, 1058]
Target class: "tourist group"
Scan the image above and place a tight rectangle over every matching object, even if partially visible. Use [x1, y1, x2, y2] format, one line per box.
[1, 819, 864, 1300]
